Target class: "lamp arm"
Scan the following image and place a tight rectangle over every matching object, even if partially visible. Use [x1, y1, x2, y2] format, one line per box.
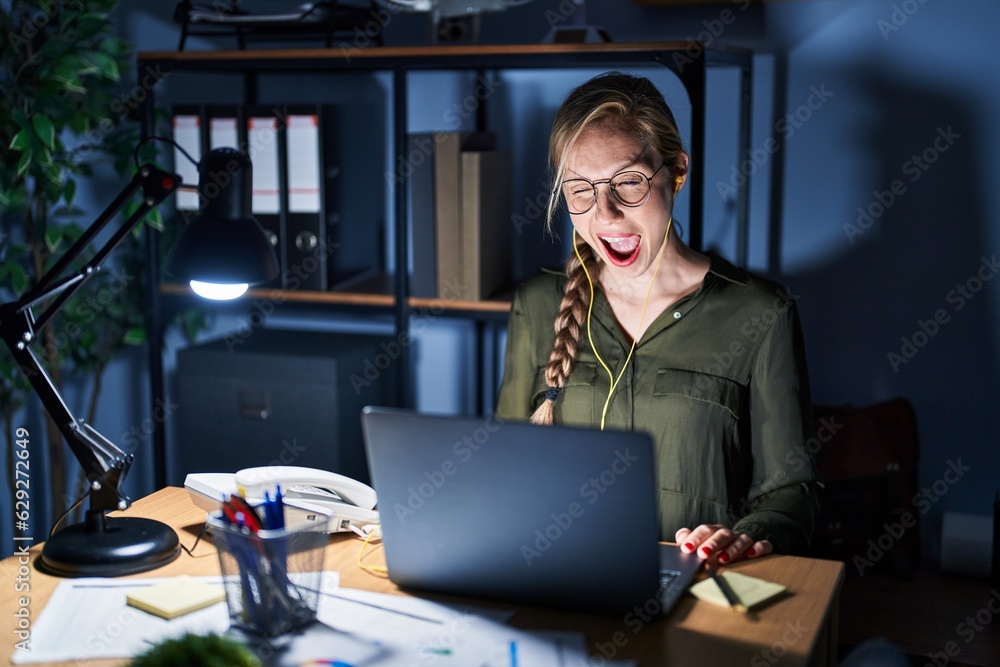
[0, 164, 181, 514]
[27, 166, 180, 332]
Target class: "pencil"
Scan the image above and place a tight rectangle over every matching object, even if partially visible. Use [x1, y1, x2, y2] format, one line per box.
[706, 565, 748, 613]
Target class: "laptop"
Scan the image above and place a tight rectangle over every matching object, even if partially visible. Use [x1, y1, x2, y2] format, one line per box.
[361, 406, 701, 615]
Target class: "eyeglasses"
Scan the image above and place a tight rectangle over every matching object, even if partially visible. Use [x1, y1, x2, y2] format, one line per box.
[561, 162, 666, 215]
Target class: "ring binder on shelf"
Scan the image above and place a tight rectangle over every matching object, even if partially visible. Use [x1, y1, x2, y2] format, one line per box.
[246, 105, 286, 289]
[172, 101, 385, 294]
[206, 104, 242, 152]
[171, 106, 204, 212]
[283, 106, 328, 291]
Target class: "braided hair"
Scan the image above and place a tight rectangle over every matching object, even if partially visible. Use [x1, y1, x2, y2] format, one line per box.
[530, 72, 686, 425]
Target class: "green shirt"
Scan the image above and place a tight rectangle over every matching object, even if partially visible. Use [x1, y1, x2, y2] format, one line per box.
[495, 253, 820, 554]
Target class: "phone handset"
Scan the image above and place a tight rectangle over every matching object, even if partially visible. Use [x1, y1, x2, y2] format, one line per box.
[235, 466, 377, 510]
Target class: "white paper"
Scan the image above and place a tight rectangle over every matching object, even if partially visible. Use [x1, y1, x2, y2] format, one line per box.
[12, 576, 232, 664]
[12, 576, 589, 667]
[315, 589, 589, 666]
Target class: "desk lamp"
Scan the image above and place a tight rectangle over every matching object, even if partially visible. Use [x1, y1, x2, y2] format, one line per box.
[0, 145, 278, 577]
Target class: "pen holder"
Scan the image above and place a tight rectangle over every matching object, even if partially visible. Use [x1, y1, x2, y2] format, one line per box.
[208, 510, 327, 637]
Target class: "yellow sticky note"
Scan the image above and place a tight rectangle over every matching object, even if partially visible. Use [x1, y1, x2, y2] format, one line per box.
[689, 571, 787, 610]
[126, 576, 226, 620]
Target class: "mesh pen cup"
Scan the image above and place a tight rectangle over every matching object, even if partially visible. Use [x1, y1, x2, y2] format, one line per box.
[208, 510, 328, 636]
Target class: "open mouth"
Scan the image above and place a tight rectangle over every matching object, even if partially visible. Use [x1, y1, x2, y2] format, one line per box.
[598, 234, 641, 267]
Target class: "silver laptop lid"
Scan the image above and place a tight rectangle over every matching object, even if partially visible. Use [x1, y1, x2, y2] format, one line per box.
[361, 406, 662, 615]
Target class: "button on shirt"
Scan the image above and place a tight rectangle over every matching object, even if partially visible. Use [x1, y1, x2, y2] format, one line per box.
[496, 253, 820, 554]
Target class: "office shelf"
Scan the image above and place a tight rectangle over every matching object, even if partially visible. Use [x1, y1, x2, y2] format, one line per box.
[138, 41, 754, 488]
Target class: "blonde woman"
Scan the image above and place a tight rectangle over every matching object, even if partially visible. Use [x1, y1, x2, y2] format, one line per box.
[496, 72, 820, 562]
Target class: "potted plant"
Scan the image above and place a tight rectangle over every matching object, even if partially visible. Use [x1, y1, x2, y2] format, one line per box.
[0, 0, 201, 535]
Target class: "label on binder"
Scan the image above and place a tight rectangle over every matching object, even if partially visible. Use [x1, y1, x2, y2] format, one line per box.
[248, 116, 280, 214]
[209, 117, 239, 151]
[286, 114, 322, 213]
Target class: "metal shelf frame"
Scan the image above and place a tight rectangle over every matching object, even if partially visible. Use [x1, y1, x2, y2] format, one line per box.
[138, 42, 753, 488]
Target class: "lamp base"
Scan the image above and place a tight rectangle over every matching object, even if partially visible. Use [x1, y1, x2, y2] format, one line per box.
[39, 514, 181, 577]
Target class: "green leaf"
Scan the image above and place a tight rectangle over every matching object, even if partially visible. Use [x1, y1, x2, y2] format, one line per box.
[10, 265, 30, 295]
[88, 50, 120, 81]
[16, 148, 33, 177]
[70, 53, 100, 76]
[50, 65, 88, 93]
[69, 114, 89, 134]
[32, 115, 57, 149]
[9, 129, 29, 151]
[146, 209, 164, 232]
[100, 37, 131, 59]
[44, 164, 62, 188]
[73, 13, 109, 41]
[52, 204, 86, 217]
[44, 227, 63, 253]
[64, 178, 77, 204]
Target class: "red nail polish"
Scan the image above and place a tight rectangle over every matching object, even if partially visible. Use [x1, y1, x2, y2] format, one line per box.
[683, 542, 695, 552]
[746, 548, 756, 558]
[719, 553, 730, 563]
[700, 546, 711, 557]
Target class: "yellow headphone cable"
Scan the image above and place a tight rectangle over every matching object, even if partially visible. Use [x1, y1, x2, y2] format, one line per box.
[573, 216, 673, 430]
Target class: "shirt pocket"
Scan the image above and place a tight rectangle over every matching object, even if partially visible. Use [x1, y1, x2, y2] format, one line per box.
[652, 368, 746, 420]
[650, 368, 747, 496]
[532, 362, 598, 427]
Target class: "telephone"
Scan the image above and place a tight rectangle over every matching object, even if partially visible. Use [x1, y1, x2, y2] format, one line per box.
[185, 466, 379, 533]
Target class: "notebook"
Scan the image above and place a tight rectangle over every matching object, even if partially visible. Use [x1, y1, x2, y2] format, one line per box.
[361, 407, 701, 615]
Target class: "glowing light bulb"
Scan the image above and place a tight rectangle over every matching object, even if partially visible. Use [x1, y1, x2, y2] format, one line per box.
[190, 280, 248, 300]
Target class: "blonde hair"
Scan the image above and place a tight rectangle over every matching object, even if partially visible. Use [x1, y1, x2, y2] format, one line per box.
[530, 72, 686, 426]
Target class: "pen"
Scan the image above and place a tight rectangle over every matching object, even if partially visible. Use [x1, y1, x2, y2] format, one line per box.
[274, 485, 286, 530]
[706, 565, 748, 613]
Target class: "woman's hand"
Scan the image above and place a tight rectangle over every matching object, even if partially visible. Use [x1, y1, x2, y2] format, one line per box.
[675, 525, 772, 563]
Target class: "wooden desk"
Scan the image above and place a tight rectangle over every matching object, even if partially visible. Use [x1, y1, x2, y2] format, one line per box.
[1, 488, 844, 666]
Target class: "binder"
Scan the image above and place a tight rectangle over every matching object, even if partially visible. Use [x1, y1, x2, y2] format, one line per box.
[279, 103, 382, 292]
[171, 106, 204, 212]
[432, 132, 495, 300]
[205, 105, 242, 151]
[460, 150, 512, 300]
[408, 133, 438, 298]
[246, 105, 285, 288]
[326, 100, 383, 288]
[282, 106, 328, 291]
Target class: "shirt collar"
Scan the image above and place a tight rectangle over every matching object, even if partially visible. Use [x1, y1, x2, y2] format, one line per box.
[705, 251, 748, 286]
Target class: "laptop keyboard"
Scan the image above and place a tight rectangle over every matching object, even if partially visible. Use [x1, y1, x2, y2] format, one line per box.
[658, 569, 684, 610]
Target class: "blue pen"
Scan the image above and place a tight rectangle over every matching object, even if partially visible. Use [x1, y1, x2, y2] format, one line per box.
[274, 485, 286, 529]
[230, 514, 264, 630]
[270, 485, 296, 630]
[262, 490, 276, 530]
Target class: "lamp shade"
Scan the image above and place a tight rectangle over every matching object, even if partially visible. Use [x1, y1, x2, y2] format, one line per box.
[166, 147, 279, 287]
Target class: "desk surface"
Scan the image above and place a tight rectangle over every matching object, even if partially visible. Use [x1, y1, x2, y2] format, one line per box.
[1, 488, 844, 667]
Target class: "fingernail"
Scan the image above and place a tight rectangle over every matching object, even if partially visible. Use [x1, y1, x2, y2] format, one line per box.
[683, 542, 695, 552]
[719, 553, 730, 563]
[746, 548, 756, 557]
[700, 546, 711, 557]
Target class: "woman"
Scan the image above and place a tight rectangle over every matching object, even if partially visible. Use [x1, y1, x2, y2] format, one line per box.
[496, 72, 820, 562]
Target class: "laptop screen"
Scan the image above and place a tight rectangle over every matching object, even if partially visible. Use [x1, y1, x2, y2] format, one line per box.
[361, 407, 664, 615]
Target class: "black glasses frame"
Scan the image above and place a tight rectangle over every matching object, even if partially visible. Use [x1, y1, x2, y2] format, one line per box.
[562, 162, 667, 215]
